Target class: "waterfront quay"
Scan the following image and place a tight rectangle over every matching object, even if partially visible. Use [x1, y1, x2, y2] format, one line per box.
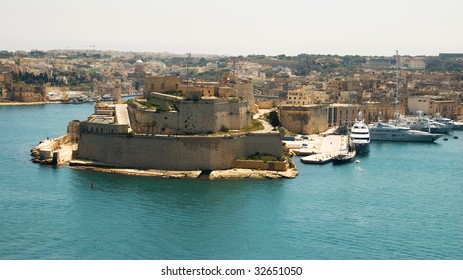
[299, 134, 346, 164]
[0, 101, 60, 106]
[284, 126, 347, 164]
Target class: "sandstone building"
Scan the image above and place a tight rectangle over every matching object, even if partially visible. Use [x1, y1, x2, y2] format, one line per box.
[10, 83, 46, 102]
[280, 102, 400, 135]
[408, 95, 459, 118]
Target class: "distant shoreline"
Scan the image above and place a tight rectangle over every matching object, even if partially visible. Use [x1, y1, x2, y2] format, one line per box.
[0, 101, 61, 106]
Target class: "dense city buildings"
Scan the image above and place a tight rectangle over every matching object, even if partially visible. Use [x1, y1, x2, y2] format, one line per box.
[1, 49, 463, 129]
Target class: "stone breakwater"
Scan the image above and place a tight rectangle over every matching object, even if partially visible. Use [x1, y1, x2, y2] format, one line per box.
[209, 168, 298, 179]
[30, 136, 75, 165]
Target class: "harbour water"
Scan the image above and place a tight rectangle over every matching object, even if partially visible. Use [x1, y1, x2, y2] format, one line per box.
[0, 103, 462, 260]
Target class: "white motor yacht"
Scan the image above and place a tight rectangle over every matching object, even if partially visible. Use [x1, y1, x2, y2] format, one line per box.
[350, 112, 370, 153]
[369, 121, 442, 142]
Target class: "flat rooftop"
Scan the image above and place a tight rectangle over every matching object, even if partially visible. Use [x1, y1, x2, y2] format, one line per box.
[89, 115, 114, 124]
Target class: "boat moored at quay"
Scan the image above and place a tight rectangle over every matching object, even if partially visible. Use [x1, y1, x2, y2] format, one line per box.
[369, 121, 443, 142]
[350, 112, 370, 154]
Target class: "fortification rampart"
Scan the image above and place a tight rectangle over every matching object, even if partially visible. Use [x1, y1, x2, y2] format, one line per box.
[127, 97, 251, 135]
[177, 99, 250, 133]
[75, 132, 283, 171]
[280, 105, 329, 134]
[232, 81, 255, 106]
[128, 103, 180, 134]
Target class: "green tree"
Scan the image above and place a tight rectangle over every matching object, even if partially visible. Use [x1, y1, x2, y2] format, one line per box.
[198, 57, 207, 66]
[0, 50, 13, 58]
[220, 125, 229, 132]
[268, 111, 280, 128]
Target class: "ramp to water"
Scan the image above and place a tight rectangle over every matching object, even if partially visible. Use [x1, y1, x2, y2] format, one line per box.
[198, 169, 212, 179]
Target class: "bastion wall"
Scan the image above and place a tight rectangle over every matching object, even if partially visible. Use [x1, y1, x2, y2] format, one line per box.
[279, 105, 329, 134]
[75, 132, 283, 171]
[127, 98, 251, 135]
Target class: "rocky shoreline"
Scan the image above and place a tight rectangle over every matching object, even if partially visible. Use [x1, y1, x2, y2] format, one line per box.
[68, 159, 297, 179]
[209, 168, 297, 179]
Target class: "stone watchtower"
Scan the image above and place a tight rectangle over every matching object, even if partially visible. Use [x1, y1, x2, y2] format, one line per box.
[134, 59, 144, 74]
[114, 80, 122, 104]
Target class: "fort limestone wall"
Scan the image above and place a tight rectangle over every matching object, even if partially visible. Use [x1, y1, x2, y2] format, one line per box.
[75, 132, 283, 171]
[128, 97, 251, 135]
[280, 105, 329, 135]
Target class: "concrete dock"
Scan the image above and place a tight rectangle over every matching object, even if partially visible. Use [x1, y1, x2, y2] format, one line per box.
[300, 153, 333, 164]
[298, 134, 347, 164]
[31, 137, 77, 165]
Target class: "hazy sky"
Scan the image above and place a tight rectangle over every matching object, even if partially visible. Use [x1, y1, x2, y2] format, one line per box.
[2, 0, 462, 56]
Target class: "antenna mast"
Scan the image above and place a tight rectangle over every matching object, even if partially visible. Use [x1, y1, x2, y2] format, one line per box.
[186, 52, 191, 94]
[395, 50, 399, 120]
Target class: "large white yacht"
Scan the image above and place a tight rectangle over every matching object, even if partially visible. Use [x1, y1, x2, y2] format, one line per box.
[408, 112, 452, 134]
[350, 112, 370, 153]
[433, 115, 463, 130]
[369, 119, 443, 142]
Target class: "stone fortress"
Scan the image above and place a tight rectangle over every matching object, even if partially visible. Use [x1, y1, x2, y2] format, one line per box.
[59, 73, 296, 178]
[128, 74, 254, 135]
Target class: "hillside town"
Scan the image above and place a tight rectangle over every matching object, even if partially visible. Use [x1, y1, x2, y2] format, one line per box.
[13, 49, 461, 176]
[2, 50, 462, 130]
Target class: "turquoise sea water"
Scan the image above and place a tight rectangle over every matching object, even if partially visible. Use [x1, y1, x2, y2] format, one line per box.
[0, 103, 462, 260]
